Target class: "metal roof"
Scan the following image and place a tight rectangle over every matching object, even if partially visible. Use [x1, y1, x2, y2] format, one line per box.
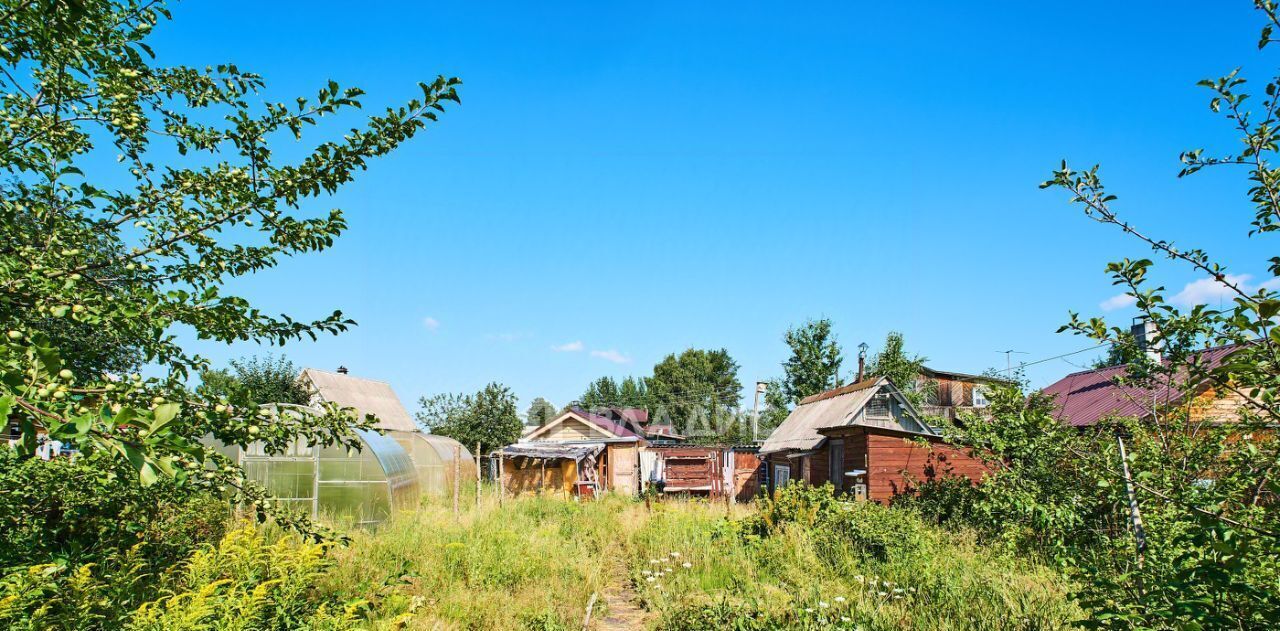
[759, 377, 933, 455]
[1040, 344, 1241, 427]
[301, 368, 418, 432]
[498, 442, 605, 461]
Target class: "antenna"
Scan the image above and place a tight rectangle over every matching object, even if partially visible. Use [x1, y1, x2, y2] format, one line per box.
[996, 349, 1029, 375]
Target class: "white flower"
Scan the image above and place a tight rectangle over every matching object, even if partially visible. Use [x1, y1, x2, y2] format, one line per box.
[834, 596, 846, 603]
[649, 559, 660, 564]
[840, 617, 851, 623]
[877, 591, 887, 597]
[804, 608, 814, 613]
[908, 587, 916, 593]
[893, 594, 904, 600]
[669, 552, 681, 558]
[641, 570, 652, 576]
[645, 576, 656, 582]
[819, 601, 829, 608]
[853, 575, 864, 583]
[892, 588, 904, 594]
[681, 562, 692, 568]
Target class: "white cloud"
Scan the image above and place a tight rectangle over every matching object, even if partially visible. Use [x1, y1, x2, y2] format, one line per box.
[422, 317, 440, 332]
[1172, 274, 1254, 307]
[551, 340, 584, 352]
[1099, 293, 1137, 312]
[590, 349, 631, 364]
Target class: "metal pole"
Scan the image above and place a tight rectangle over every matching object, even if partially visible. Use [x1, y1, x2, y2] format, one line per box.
[1116, 430, 1146, 570]
[475, 442, 481, 509]
[752, 383, 762, 443]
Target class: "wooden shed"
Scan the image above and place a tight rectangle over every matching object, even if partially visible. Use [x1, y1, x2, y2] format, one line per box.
[496, 408, 643, 497]
[759, 376, 990, 502]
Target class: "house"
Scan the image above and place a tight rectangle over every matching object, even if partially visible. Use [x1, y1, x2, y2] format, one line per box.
[300, 366, 418, 431]
[758, 376, 991, 502]
[495, 407, 644, 497]
[1041, 343, 1248, 428]
[916, 367, 1006, 420]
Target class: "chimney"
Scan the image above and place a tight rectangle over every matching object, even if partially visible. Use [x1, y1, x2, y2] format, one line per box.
[336, 365, 349, 375]
[1130, 318, 1163, 363]
[856, 342, 869, 382]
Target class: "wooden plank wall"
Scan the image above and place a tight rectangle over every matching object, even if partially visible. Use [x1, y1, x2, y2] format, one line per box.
[732, 451, 762, 500]
[659, 447, 719, 493]
[863, 432, 990, 503]
[501, 457, 576, 497]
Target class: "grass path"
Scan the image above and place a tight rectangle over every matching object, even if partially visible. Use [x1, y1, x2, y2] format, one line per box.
[595, 542, 648, 631]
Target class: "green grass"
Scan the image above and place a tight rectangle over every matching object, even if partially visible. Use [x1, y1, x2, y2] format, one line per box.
[310, 491, 1078, 630]
[628, 500, 1079, 630]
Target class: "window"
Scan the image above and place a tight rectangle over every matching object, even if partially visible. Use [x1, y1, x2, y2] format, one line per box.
[773, 465, 791, 489]
[972, 385, 990, 408]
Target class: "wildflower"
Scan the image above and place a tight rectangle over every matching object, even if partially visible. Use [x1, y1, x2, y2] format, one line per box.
[908, 587, 916, 593]
[877, 591, 887, 597]
[853, 575, 864, 583]
[669, 552, 681, 558]
[641, 570, 652, 576]
[645, 576, 656, 582]
[841, 617, 851, 623]
[649, 559, 660, 564]
[804, 608, 814, 613]
[892, 588, 903, 594]
[819, 601, 829, 608]
[893, 594, 903, 600]
[681, 562, 692, 568]
[834, 596, 846, 603]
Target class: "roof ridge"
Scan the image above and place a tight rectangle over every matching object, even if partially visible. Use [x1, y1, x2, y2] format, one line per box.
[302, 367, 394, 387]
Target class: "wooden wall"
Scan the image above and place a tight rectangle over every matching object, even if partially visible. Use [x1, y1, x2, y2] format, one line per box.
[860, 430, 990, 503]
[501, 457, 576, 497]
[732, 450, 763, 501]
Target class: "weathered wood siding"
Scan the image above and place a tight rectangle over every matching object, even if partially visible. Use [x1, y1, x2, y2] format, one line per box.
[862, 432, 990, 503]
[539, 417, 611, 441]
[732, 450, 763, 500]
[502, 457, 576, 497]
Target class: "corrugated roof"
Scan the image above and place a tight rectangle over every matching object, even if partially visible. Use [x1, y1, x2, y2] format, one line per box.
[573, 408, 643, 439]
[1040, 344, 1241, 427]
[301, 368, 418, 432]
[761, 377, 932, 454]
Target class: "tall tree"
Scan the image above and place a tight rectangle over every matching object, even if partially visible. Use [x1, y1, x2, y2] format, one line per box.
[618, 376, 649, 409]
[525, 397, 557, 426]
[417, 383, 521, 454]
[200, 355, 312, 407]
[648, 348, 742, 434]
[578, 376, 619, 411]
[0, 0, 459, 532]
[866, 331, 929, 404]
[780, 318, 844, 404]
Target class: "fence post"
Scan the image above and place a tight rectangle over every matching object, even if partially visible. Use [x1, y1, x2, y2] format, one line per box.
[475, 442, 482, 509]
[498, 452, 505, 506]
[453, 444, 461, 518]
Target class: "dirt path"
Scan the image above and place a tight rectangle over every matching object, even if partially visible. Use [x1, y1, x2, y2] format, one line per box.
[592, 549, 649, 630]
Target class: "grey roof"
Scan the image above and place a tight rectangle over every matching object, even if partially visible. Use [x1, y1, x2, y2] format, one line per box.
[498, 442, 606, 461]
[301, 368, 417, 432]
[759, 377, 933, 455]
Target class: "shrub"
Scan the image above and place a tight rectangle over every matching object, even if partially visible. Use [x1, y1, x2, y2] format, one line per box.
[127, 525, 364, 630]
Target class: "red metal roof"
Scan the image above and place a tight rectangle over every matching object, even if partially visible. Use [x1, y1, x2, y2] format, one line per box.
[571, 407, 644, 439]
[1040, 344, 1241, 427]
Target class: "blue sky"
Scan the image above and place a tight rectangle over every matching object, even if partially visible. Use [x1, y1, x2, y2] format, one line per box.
[150, 1, 1275, 413]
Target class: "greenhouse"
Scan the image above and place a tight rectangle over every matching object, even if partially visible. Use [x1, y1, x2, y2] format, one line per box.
[387, 430, 477, 495]
[207, 409, 419, 525]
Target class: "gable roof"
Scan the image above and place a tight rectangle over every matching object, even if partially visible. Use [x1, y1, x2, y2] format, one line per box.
[760, 377, 934, 455]
[919, 366, 1011, 384]
[523, 408, 643, 442]
[1040, 344, 1241, 427]
[300, 368, 417, 432]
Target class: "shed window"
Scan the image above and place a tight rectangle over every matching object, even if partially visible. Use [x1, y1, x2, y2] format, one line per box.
[773, 465, 791, 489]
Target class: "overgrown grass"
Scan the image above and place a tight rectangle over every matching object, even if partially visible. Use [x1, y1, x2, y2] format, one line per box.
[315, 487, 1078, 630]
[627, 491, 1080, 630]
[319, 492, 630, 630]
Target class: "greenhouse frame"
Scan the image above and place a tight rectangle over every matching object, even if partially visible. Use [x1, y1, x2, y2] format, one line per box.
[386, 430, 477, 495]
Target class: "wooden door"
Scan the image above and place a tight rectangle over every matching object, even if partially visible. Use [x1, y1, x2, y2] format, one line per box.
[609, 444, 639, 497]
